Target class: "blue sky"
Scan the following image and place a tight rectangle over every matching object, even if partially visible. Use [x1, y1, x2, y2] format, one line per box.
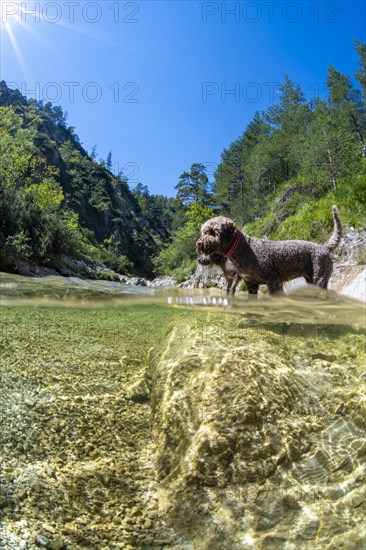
[1, 0, 365, 196]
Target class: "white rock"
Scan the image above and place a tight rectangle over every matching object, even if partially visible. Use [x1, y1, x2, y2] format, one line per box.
[341, 267, 366, 303]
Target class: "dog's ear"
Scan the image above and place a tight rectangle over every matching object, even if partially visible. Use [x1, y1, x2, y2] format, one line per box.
[228, 219, 237, 235]
[220, 219, 236, 241]
[196, 238, 203, 254]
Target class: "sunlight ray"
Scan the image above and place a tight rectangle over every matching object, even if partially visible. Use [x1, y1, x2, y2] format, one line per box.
[3, 19, 34, 82]
[14, 13, 52, 50]
[1, 2, 118, 80]
[49, 17, 119, 47]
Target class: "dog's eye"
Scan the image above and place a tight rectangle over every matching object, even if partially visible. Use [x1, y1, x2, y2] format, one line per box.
[208, 229, 216, 236]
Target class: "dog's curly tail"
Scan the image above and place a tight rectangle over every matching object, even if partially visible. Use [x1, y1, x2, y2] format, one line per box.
[326, 205, 342, 251]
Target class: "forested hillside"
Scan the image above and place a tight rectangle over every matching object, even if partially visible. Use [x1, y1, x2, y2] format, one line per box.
[0, 82, 179, 278]
[1, 41, 365, 282]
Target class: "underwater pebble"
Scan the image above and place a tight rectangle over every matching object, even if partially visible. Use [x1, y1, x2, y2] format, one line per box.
[129, 505, 140, 517]
[24, 397, 35, 407]
[297, 514, 319, 540]
[343, 489, 365, 508]
[2, 304, 365, 550]
[144, 518, 153, 529]
[36, 534, 51, 546]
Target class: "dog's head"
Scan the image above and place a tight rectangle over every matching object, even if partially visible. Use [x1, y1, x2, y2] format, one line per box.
[196, 216, 237, 256]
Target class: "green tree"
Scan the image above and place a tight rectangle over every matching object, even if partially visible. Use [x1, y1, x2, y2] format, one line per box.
[106, 150, 113, 171]
[0, 105, 60, 188]
[175, 163, 212, 207]
[301, 100, 359, 190]
[266, 76, 311, 181]
[25, 179, 64, 211]
[0, 106, 35, 186]
[214, 140, 246, 216]
[153, 202, 214, 280]
[327, 65, 365, 146]
[0, 106, 82, 268]
[214, 112, 272, 223]
[355, 40, 366, 102]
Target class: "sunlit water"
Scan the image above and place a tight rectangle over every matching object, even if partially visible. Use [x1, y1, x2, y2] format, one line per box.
[0, 273, 365, 549]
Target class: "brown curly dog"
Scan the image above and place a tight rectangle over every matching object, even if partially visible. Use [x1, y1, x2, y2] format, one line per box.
[196, 206, 342, 296]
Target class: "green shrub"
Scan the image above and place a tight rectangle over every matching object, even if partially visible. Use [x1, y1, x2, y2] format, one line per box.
[98, 248, 134, 275]
[244, 212, 277, 237]
[153, 202, 214, 278]
[0, 177, 82, 269]
[5, 231, 32, 260]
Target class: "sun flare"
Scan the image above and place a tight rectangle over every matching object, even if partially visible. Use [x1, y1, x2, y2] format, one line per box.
[1, 0, 115, 82]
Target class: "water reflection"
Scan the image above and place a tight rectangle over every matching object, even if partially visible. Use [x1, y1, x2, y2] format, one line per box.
[1, 273, 365, 329]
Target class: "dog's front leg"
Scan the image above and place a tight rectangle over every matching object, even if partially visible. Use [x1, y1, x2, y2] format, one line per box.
[226, 277, 233, 295]
[230, 274, 240, 295]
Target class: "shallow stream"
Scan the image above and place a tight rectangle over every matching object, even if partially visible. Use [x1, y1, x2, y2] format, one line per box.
[1, 273, 365, 549]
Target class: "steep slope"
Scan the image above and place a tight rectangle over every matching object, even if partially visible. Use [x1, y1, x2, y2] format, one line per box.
[0, 81, 173, 277]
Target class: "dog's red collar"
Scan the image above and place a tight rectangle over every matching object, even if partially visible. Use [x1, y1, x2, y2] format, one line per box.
[224, 229, 243, 258]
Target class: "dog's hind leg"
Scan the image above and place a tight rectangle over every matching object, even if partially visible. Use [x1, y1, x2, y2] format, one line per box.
[313, 257, 332, 289]
[266, 273, 282, 295]
[226, 277, 234, 295]
[246, 281, 259, 298]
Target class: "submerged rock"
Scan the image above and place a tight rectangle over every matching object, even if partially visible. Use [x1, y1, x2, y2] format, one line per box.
[148, 318, 366, 548]
[127, 378, 150, 403]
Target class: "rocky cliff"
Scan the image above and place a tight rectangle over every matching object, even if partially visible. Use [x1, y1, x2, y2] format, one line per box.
[0, 81, 174, 278]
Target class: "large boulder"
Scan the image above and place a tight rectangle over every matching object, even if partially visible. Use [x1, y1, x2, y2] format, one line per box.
[148, 317, 365, 549]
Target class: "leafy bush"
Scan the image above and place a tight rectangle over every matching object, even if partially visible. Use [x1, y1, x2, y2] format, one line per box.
[98, 246, 134, 275]
[0, 178, 82, 270]
[5, 231, 32, 261]
[24, 179, 64, 210]
[153, 202, 214, 278]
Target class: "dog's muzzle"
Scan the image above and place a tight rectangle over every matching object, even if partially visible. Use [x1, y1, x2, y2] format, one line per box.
[198, 254, 214, 267]
[196, 235, 218, 254]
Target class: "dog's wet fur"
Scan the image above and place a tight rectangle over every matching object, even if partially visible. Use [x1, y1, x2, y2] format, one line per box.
[196, 206, 342, 296]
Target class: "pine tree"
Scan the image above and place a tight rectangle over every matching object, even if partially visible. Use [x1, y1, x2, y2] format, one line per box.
[301, 100, 359, 190]
[90, 145, 97, 160]
[355, 40, 366, 103]
[266, 76, 311, 181]
[106, 150, 113, 171]
[213, 112, 271, 222]
[175, 163, 212, 207]
[326, 65, 365, 146]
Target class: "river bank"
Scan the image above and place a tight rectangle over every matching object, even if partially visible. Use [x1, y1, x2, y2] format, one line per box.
[4, 228, 366, 302]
